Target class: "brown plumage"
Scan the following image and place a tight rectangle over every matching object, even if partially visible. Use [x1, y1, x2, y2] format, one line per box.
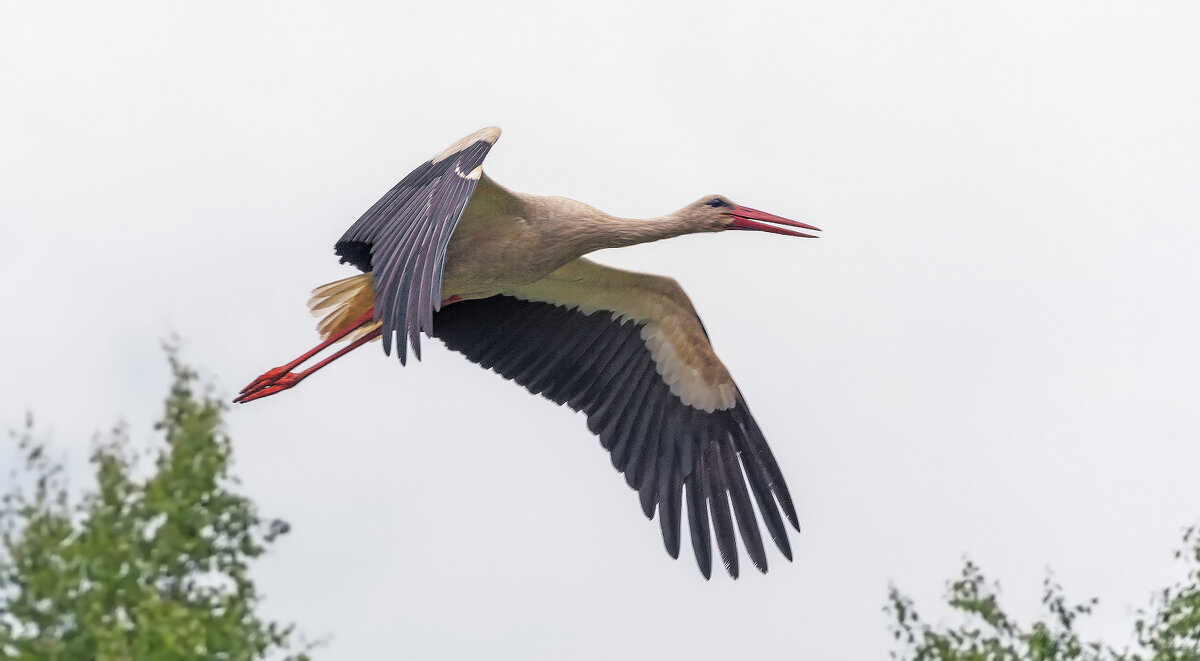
[236, 127, 821, 578]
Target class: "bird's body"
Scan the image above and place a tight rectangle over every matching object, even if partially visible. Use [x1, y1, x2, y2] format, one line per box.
[442, 178, 595, 300]
[238, 127, 820, 578]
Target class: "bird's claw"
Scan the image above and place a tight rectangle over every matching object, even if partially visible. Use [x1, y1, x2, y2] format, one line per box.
[238, 366, 290, 394]
[233, 370, 304, 404]
[234, 384, 285, 403]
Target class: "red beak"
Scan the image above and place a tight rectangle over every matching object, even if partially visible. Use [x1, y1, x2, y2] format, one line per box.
[727, 206, 821, 238]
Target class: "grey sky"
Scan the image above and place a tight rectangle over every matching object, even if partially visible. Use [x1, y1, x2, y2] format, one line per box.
[3, 1, 1199, 658]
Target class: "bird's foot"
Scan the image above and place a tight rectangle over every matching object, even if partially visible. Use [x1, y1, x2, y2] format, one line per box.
[232, 307, 378, 405]
[233, 319, 384, 405]
[237, 366, 291, 396]
[233, 370, 306, 403]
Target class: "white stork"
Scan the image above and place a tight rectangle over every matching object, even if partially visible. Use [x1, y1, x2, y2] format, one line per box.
[236, 127, 820, 578]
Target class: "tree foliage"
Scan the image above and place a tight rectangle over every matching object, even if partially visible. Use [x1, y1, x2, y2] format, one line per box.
[887, 526, 1200, 661]
[0, 349, 311, 660]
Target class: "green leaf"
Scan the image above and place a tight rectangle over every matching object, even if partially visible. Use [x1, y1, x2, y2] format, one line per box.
[0, 345, 320, 660]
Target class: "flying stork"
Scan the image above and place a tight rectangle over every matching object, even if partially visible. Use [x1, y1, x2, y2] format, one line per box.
[235, 127, 820, 579]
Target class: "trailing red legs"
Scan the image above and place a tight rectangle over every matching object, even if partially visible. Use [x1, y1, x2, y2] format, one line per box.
[234, 294, 468, 403]
[235, 308, 379, 403]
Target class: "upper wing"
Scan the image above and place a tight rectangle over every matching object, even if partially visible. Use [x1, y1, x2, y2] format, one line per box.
[430, 258, 800, 579]
[335, 127, 501, 364]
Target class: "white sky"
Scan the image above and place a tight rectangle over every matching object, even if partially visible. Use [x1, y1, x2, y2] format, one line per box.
[3, 1, 1199, 658]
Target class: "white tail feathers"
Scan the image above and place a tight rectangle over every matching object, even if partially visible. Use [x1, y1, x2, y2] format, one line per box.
[308, 273, 381, 343]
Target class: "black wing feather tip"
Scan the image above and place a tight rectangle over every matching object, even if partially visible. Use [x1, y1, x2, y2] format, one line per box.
[721, 441, 768, 574]
[640, 491, 656, 520]
[706, 442, 740, 579]
[732, 395, 801, 532]
[430, 295, 800, 579]
[637, 449, 660, 519]
[658, 452, 683, 559]
[738, 449, 793, 561]
[685, 477, 713, 579]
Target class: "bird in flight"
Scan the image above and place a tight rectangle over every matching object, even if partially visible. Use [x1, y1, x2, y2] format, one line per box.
[236, 127, 820, 578]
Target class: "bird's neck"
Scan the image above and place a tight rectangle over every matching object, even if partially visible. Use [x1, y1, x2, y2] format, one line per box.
[559, 204, 698, 255]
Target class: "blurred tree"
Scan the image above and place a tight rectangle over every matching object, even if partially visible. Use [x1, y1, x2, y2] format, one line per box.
[886, 526, 1200, 661]
[0, 349, 312, 660]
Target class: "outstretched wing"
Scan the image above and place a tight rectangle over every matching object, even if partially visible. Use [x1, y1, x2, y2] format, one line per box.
[430, 259, 800, 579]
[335, 126, 501, 364]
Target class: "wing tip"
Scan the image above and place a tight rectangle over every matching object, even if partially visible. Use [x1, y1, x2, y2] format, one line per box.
[476, 126, 502, 144]
[783, 500, 801, 531]
[431, 126, 502, 163]
[723, 557, 740, 579]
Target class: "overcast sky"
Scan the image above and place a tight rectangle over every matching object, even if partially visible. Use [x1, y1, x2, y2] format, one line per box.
[3, 1, 1199, 658]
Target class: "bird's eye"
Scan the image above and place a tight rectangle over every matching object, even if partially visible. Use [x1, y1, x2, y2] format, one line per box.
[706, 198, 728, 208]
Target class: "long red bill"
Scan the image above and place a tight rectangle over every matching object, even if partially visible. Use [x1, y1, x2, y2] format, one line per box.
[728, 206, 821, 238]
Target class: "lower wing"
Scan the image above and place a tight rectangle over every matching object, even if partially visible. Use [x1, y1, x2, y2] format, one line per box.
[431, 258, 800, 578]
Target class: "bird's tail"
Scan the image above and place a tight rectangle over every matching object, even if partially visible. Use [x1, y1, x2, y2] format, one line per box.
[308, 273, 381, 343]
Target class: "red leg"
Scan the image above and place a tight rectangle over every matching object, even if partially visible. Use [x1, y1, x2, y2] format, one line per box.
[234, 326, 382, 403]
[234, 307, 376, 403]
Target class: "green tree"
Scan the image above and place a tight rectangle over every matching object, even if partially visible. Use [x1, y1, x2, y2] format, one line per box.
[886, 526, 1200, 660]
[0, 349, 312, 660]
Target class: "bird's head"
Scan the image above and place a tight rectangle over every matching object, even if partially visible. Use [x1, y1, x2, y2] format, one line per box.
[684, 195, 820, 237]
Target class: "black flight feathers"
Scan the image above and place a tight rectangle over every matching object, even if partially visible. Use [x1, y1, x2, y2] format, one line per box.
[431, 295, 800, 579]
